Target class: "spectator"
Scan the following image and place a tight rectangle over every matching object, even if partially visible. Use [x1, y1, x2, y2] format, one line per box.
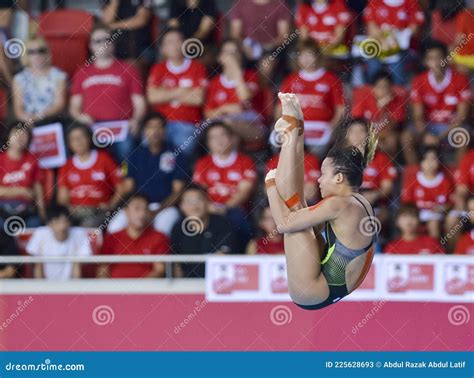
[230, 0, 291, 79]
[246, 206, 284, 254]
[408, 40, 471, 164]
[26, 206, 92, 280]
[12, 36, 67, 124]
[351, 71, 406, 157]
[147, 28, 207, 160]
[98, 193, 169, 278]
[193, 122, 256, 251]
[401, 146, 454, 238]
[57, 124, 124, 228]
[0, 0, 15, 86]
[266, 146, 320, 205]
[383, 204, 445, 254]
[106, 113, 186, 236]
[363, 0, 425, 85]
[101, 0, 153, 71]
[0, 228, 19, 278]
[0, 123, 45, 226]
[454, 196, 474, 255]
[279, 40, 345, 157]
[204, 39, 265, 147]
[168, 0, 218, 43]
[295, 0, 352, 58]
[171, 184, 238, 278]
[69, 23, 146, 161]
[452, 1, 474, 74]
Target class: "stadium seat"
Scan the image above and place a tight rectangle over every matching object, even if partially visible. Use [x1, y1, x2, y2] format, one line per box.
[37, 9, 94, 78]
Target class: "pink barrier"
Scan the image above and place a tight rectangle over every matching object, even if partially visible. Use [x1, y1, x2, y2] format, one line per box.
[1, 295, 472, 351]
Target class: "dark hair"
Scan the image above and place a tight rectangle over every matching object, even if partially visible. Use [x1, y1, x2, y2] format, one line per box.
[326, 146, 366, 189]
[423, 39, 448, 58]
[46, 205, 70, 222]
[4, 121, 33, 147]
[143, 112, 166, 126]
[420, 145, 441, 162]
[397, 203, 419, 218]
[179, 183, 208, 204]
[435, 0, 465, 20]
[371, 70, 394, 86]
[204, 121, 233, 141]
[124, 192, 150, 207]
[66, 123, 93, 150]
[91, 21, 111, 36]
[295, 39, 321, 60]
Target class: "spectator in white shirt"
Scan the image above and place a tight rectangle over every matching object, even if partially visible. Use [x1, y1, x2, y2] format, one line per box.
[27, 206, 92, 280]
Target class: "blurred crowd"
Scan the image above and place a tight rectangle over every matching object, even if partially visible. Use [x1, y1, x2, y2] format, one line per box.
[0, 0, 472, 280]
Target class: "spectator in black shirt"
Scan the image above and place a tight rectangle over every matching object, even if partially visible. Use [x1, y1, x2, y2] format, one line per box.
[168, 0, 218, 43]
[101, 0, 153, 71]
[0, 229, 19, 278]
[171, 184, 238, 278]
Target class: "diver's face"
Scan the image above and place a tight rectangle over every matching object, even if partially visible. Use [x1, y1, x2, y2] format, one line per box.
[318, 158, 340, 198]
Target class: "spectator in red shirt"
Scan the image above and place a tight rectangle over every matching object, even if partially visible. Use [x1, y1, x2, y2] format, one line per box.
[204, 39, 266, 148]
[69, 24, 146, 161]
[452, 3, 474, 74]
[229, 0, 292, 80]
[401, 146, 454, 238]
[384, 204, 445, 254]
[296, 0, 352, 58]
[57, 124, 125, 228]
[408, 41, 471, 163]
[0, 123, 45, 227]
[193, 122, 257, 251]
[454, 196, 474, 255]
[98, 192, 169, 278]
[352, 71, 406, 158]
[279, 40, 345, 157]
[147, 28, 207, 160]
[246, 206, 284, 255]
[363, 0, 424, 85]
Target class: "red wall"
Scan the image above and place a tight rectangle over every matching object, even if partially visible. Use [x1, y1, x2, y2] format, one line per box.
[1, 295, 472, 351]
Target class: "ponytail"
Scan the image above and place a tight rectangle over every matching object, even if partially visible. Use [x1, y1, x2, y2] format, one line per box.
[363, 122, 378, 168]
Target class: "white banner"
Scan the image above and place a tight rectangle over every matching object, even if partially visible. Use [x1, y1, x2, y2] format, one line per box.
[205, 255, 474, 303]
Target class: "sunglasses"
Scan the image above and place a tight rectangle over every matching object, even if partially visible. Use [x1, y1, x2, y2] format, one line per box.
[27, 47, 48, 55]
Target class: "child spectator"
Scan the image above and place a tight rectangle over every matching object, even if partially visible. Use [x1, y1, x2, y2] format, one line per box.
[351, 71, 406, 157]
[12, 36, 67, 124]
[98, 193, 169, 279]
[363, 0, 424, 85]
[26, 206, 92, 280]
[280, 40, 345, 158]
[454, 196, 474, 255]
[193, 122, 256, 251]
[0, 123, 45, 227]
[58, 124, 124, 228]
[295, 0, 352, 58]
[171, 184, 238, 278]
[384, 204, 445, 254]
[106, 113, 186, 236]
[147, 28, 207, 160]
[204, 39, 265, 147]
[246, 206, 284, 255]
[69, 24, 146, 161]
[401, 146, 454, 238]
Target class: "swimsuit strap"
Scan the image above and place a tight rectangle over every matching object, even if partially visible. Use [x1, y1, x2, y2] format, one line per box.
[351, 194, 378, 247]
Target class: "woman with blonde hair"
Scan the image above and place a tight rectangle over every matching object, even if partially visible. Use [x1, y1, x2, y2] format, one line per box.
[12, 36, 67, 123]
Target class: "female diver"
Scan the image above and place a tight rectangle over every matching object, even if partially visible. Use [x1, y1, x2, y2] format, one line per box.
[266, 93, 378, 310]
